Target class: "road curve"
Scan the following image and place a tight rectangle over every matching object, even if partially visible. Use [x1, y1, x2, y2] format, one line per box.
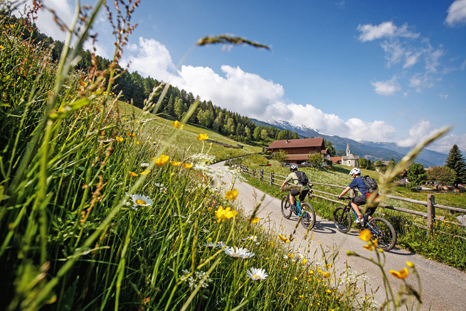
[212, 161, 466, 311]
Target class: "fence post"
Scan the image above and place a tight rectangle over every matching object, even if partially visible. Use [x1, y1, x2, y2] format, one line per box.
[271, 172, 274, 185]
[260, 169, 263, 181]
[427, 194, 435, 237]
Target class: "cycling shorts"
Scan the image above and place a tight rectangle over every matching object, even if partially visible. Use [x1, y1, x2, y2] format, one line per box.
[290, 189, 309, 202]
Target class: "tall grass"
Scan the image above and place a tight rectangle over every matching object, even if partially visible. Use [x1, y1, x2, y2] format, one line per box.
[0, 3, 374, 311]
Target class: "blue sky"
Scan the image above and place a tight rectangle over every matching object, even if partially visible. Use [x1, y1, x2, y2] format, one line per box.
[20, 0, 466, 154]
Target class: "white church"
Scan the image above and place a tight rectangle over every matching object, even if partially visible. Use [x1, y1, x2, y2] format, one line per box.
[341, 143, 360, 168]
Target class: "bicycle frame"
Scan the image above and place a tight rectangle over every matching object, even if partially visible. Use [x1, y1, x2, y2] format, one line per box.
[344, 200, 378, 233]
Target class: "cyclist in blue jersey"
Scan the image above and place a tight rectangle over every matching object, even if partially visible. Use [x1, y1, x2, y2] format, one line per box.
[338, 168, 367, 224]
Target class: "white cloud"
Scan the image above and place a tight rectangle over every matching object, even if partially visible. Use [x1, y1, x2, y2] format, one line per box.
[461, 59, 466, 70]
[357, 22, 419, 42]
[403, 51, 421, 68]
[439, 93, 449, 99]
[409, 73, 435, 92]
[15, 0, 74, 41]
[399, 121, 466, 154]
[445, 0, 466, 26]
[83, 41, 109, 59]
[371, 76, 400, 95]
[121, 37, 176, 81]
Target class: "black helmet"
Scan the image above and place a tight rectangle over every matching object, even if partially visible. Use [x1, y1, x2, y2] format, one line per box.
[290, 164, 298, 171]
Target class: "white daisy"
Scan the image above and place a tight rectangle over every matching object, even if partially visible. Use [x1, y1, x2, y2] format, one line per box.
[129, 194, 153, 207]
[154, 183, 164, 188]
[242, 236, 257, 242]
[247, 268, 268, 281]
[224, 247, 254, 259]
[216, 242, 226, 248]
[140, 163, 150, 168]
[160, 187, 167, 193]
[98, 138, 115, 143]
[298, 253, 304, 259]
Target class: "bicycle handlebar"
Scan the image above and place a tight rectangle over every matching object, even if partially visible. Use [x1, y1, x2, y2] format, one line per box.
[339, 196, 352, 200]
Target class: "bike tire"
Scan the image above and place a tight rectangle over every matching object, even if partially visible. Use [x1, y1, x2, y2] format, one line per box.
[368, 217, 397, 251]
[300, 203, 316, 230]
[281, 195, 292, 219]
[333, 206, 352, 233]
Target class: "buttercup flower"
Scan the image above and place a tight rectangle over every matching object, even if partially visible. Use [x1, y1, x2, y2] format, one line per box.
[140, 170, 151, 175]
[321, 272, 331, 278]
[170, 161, 181, 166]
[172, 120, 183, 129]
[182, 163, 193, 169]
[406, 261, 415, 268]
[225, 188, 238, 200]
[363, 239, 377, 251]
[359, 229, 372, 242]
[129, 194, 153, 207]
[247, 268, 268, 281]
[129, 171, 138, 177]
[278, 234, 290, 243]
[389, 267, 409, 279]
[196, 133, 208, 141]
[215, 206, 237, 222]
[249, 217, 260, 224]
[116, 136, 124, 142]
[154, 155, 169, 166]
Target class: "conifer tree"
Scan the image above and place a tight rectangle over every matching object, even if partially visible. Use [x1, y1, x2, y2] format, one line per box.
[445, 145, 466, 187]
[165, 95, 174, 116]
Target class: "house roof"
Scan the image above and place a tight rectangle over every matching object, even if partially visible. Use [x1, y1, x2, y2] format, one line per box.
[330, 157, 342, 163]
[286, 154, 312, 161]
[321, 149, 328, 154]
[267, 138, 324, 150]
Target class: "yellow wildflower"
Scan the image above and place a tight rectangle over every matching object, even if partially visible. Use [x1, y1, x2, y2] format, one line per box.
[140, 170, 151, 175]
[0, 45, 4, 49]
[170, 161, 181, 166]
[172, 120, 183, 129]
[182, 163, 193, 169]
[326, 289, 332, 294]
[321, 272, 330, 278]
[363, 239, 377, 251]
[129, 171, 138, 177]
[225, 188, 238, 200]
[359, 229, 372, 242]
[389, 267, 409, 279]
[196, 133, 208, 141]
[278, 234, 290, 243]
[214, 206, 237, 222]
[406, 261, 415, 268]
[116, 136, 124, 142]
[154, 155, 169, 166]
[249, 217, 260, 224]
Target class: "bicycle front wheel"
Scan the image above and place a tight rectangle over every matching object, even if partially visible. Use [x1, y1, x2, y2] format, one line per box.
[300, 203, 316, 230]
[281, 195, 292, 219]
[368, 217, 397, 251]
[333, 207, 352, 233]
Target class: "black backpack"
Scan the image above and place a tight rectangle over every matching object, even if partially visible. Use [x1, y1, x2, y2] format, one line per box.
[295, 171, 309, 185]
[361, 175, 378, 193]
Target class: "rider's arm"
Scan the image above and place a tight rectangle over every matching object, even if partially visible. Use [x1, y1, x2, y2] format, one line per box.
[338, 187, 351, 199]
[280, 180, 288, 191]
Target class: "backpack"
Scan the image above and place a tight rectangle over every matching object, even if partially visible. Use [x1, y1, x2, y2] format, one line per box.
[361, 175, 378, 193]
[295, 171, 309, 185]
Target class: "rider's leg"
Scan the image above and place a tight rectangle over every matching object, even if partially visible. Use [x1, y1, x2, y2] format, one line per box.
[351, 201, 363, 218]
[289, 193, 295, 206]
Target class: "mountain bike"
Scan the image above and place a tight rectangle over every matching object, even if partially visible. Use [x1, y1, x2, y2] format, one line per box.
[333, 197, 397, 251]
[281, 194, 316, 230]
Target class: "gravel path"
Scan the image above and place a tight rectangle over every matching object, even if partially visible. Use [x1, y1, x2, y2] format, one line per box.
[213, 161, 466, 311]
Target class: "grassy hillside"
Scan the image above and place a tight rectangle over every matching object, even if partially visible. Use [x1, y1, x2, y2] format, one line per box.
[118, 101, 261, 161]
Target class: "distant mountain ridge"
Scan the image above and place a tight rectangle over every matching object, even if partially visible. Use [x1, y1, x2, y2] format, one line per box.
[251, 118, 447, 167]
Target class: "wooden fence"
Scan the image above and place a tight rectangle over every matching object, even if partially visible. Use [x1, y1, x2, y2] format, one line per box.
[230, 164, 466, 240]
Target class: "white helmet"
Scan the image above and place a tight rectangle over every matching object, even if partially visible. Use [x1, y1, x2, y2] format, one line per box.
[349, 168, 361, 175]
[290, 164, 298, 171]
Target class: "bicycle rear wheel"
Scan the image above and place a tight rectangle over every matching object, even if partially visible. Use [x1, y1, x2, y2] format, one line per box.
[333, 207, 352, 233]
[300, 203, 316, 230]
[281, 195, 292, 219]
[368, 217, 397, 251]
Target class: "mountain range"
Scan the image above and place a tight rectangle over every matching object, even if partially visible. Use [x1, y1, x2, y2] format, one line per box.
[251, 119, 448, 167]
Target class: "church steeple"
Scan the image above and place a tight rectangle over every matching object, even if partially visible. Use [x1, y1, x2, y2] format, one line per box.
[346, 143, 350, 157]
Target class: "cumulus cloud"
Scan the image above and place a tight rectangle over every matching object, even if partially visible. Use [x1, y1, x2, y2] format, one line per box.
[371, 76, 400, 95]
[357, 22, 419, 42]
[121, 37, 176, 81]
[445, 0, 466, 26]
[398, 121, 466, 154]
